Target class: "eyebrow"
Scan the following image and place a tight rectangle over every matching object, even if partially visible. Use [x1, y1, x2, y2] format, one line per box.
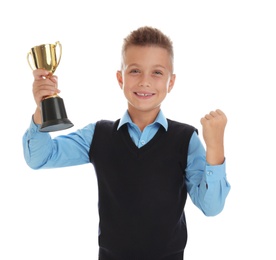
[127, 63, 167, 70]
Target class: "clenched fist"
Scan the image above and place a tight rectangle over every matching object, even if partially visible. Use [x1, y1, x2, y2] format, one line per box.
[32, 69, 60, 124]
[200, 109, 227, 165]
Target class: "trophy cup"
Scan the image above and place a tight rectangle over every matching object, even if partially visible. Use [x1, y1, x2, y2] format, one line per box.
[27, 41, 73, 132]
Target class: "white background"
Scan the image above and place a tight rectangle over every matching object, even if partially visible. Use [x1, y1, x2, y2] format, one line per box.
[0, 0, 275, 259]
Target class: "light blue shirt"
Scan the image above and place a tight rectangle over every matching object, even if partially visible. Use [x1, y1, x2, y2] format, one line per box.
[23, 110, 230, 216]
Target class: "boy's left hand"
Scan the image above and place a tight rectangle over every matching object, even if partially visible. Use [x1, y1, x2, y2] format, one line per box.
[200, 109, 227, 164]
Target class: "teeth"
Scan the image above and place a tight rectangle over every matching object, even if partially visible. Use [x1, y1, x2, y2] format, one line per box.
[136, 93, 152, 96]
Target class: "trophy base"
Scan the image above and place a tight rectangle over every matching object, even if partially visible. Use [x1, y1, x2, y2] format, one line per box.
[40, 96, 74, 132]
[40, 118, 74, 132]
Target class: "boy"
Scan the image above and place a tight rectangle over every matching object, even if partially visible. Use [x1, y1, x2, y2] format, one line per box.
[23, 26, 231, 260]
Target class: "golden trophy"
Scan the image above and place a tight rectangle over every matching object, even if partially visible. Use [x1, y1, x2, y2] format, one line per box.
[27, 41, 73, 132]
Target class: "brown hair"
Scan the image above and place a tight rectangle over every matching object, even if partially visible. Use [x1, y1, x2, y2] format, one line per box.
[121, 26, 174, 69]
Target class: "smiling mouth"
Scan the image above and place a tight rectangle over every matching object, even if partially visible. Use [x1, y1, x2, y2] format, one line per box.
[135, 92, 155, 97]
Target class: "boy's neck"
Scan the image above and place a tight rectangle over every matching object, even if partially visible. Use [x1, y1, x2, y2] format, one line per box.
[128, 107, 160, 131]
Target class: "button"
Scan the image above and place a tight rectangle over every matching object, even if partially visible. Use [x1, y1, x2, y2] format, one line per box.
[140, 140, 145, 145]
[207, 171, 213, 175]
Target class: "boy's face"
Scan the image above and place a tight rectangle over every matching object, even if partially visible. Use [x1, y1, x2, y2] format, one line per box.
[117, 46, 175, 116]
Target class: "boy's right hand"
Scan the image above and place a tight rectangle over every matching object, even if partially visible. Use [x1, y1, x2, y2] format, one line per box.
[32, 69, 60, 124]
[33, 69, 60, 107]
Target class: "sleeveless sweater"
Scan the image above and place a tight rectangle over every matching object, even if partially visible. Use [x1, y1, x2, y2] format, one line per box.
[89, 119, 196, 259]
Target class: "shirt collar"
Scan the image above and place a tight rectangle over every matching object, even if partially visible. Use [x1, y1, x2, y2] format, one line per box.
[117, 110, 168, 131]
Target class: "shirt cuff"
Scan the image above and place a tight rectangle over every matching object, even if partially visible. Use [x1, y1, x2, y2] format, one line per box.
[26, 116, 42, 139]
[205, 159, 226, 182]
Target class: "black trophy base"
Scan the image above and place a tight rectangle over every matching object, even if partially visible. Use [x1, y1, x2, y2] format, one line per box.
[40, 96, 74, 132]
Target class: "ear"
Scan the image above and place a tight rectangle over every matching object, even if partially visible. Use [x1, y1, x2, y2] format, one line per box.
[116, 70, 123, 89]
[168, 74, 176, 93]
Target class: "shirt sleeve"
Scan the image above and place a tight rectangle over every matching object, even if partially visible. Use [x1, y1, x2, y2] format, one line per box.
[22, 117, 95, 169]
[185, 132, 231, 216]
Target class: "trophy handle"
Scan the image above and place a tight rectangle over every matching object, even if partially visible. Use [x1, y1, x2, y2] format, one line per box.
[55, 41, 62, 68]
[27, 51, 35, 70]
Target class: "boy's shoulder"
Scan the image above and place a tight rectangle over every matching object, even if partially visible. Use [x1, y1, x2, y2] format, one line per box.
[94, 119, 120, 131]
[167, 118, 197, 131]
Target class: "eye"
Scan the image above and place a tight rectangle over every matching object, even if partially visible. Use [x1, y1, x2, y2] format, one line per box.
[130, 69, 140, 74]
[153, 70, 163, 75]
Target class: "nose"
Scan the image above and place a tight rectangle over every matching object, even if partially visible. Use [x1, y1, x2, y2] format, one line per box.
[139, 74, 151, 87]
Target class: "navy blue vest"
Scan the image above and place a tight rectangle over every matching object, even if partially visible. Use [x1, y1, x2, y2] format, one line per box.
[89, 119, 196, 259]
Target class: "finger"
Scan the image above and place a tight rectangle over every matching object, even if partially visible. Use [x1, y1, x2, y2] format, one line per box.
[204, 114, 212, 120]
[33, 69, 51, 80]
[35, 83, 60, 95]
[34, 88, 56, 97]
[209, 111, 218, 117]
[200, 117, 206, 125]
[49, 75, 58, 85]
[215, 109, 225, 116]
[37, 83, 57, 90]
[33, 76, 59, 92]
